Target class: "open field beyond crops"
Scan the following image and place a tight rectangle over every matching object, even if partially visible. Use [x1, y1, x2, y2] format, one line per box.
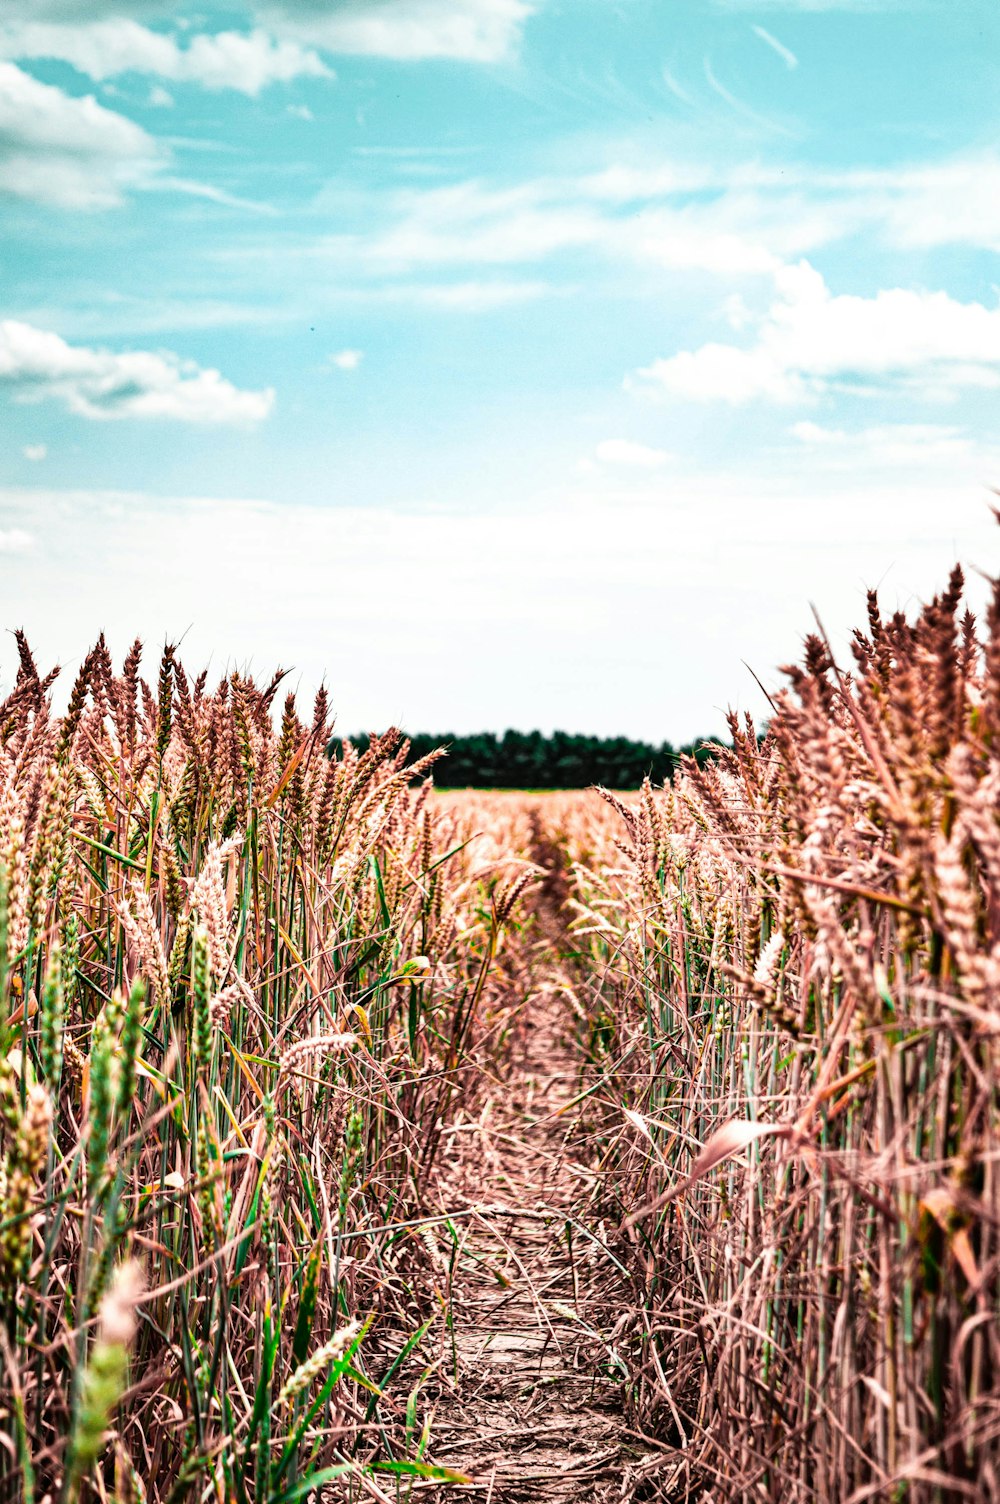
[3, 556, 1000, 1502]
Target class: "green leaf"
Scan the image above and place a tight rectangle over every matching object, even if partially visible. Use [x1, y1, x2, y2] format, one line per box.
[274, 1320, 371, 1481]
[246, 1311, 279, 1450]
[342, 1362, 382, 1397]
[374, 1461, 471, 1483]
[270, 1464, 352, 1504]
[371, 853, 391, 929]
[364, 1315, 436, 1424]
[291, 1241, 322, 1366]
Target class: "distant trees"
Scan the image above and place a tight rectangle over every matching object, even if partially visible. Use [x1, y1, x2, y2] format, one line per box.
[331, 728, 724, 789]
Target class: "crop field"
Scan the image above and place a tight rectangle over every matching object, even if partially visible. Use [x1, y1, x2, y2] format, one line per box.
[1, 556, 1000, 1503]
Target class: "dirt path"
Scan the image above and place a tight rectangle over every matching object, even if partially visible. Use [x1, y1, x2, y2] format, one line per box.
[401, 817, 654, 1501]
[417, 1014, 632, 1499]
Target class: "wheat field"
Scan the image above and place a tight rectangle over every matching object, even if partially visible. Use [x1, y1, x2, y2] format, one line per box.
[1, 555, 999, 1502]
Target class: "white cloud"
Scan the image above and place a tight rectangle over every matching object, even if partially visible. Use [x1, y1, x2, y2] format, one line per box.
[261, 0, 534, 63]
[302, 169, 831, 290]
[634, 261, 1000, 404]
[396, 279, 551, 309]
[594, 439, 671, 469]
[330, 348, 362, 370]
[0, 528, 33, 554]
[0, 22, 330, 96]
[305, 279, 551, 312]
[360, 181, 603, 268]
[0, 59, 158, 208]
[287, 102, 313, 120]
[22, 443, 47, 461]
[572, 151, 1000, 262]
[790, 420, 979, 466]
[870, 155, 1000, 255]
[634, 222, 781, 277]
[0, 320, 274, 424]
[309, 177, 778, 285]
[637, 342, 796, 403]
[751, 25, 798, 68]
[147, 84, 174, 107]
[222, 148, 1000, 322]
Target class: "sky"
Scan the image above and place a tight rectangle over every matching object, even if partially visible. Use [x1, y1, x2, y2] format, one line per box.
[1, 0, 999, 740]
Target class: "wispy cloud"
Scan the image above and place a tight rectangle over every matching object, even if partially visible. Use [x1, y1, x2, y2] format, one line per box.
[790, 420, 982, 467]
[356, 181, 604, 268]
[715, 0, 909, 9]
[399, 279, 551, 310]
[330, 348, 363, 370]
[662, 67, 696, 108]
[751, 25, 798, 69]
[295, 174, 787, 287]
[704, 56, 797, 135]
[151, 176, 279, 216]
[22, 443, 46, 461]
[13, 295, 285, 341]
[577, 152, 1000, 256]
[594, 439, 671, 469]
[197, 145, 1000, 352]
[0, 319, 274, 423]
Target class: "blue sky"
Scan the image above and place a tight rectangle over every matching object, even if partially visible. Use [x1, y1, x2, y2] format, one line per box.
[1, 0, 999, 738]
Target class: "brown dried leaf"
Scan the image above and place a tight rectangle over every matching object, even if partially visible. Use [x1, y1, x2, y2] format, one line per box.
[688, 1119, 791, 1183]
[627, 1119, 792, 1223]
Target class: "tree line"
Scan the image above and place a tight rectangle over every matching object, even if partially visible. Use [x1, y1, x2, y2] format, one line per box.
[333, 729, 724, 789]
